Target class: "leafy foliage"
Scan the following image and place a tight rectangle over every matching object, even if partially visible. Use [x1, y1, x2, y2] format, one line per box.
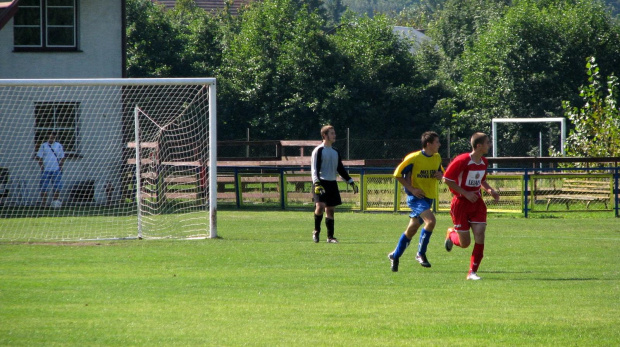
[341, 0, 423, 17]
[450, 0, 620, 155]
[126, 0, 225, 77]
[324, 0, 347, 26]
[390, 0, 445, 29]
[216, 1, 429, 145]
[125, 0, 620, 159]
[417, 0, 509, 154]
[126, 0, 182, 77]
[217, 0, 336, 140]
[327, 13, 427, 142]
[426, 0, 508, 60]
[167, 0, 224, 77]
[563, 57, 620, 157]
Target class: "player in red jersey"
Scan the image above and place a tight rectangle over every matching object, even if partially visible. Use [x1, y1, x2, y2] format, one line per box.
[442, 132, 500, 280]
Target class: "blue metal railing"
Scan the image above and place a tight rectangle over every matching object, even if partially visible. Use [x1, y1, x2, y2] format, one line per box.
[217, 166, 620, 218]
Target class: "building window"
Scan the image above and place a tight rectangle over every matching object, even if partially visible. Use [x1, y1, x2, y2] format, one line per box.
[14, 0, 77, 51]
[34, 102, 79, 154]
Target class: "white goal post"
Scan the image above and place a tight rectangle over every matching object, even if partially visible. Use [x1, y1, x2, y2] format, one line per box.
[0, 78, 217, 241]
[491, 117, 567, 157]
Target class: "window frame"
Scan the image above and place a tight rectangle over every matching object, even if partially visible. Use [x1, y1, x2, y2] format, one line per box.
[13, 0, 79, 52]
[33, 101, 80, 156]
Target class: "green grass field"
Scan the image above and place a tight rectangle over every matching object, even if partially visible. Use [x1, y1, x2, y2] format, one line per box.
[1, 211, 619, 346]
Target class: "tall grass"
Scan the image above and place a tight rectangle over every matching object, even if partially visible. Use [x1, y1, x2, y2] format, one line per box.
[0, 211, 618, 346]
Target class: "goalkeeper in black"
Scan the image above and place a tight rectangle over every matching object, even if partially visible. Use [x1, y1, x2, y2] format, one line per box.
[311, 125, 358, 243]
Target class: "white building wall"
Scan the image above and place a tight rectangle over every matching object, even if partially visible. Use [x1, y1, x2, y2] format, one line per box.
[0, 86, 125, 205]
[0, 0, 125, 205]
[0, 0, 123, 78]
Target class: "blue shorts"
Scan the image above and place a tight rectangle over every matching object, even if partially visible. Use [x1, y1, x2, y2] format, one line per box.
[407, 195, 434, 222]
[40, 170, 62, 192]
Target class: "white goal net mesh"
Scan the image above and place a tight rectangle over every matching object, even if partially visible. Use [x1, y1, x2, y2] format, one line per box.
[0, 78, 216, 241]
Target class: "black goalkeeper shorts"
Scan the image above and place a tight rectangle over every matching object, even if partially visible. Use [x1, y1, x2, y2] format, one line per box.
[313, 180, 342, 207]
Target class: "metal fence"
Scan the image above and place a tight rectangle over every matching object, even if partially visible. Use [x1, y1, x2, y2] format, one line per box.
[220, 134, 565, 164]
[217, 166, 620, 218]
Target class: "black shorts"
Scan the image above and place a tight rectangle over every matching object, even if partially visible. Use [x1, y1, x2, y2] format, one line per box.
[313, 180, 342, 207]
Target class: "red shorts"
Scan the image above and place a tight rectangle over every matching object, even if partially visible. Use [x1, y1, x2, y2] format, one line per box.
[450, 196, 487, 231]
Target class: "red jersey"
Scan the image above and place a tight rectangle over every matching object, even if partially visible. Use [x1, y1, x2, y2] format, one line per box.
[443, 153, 488, 197]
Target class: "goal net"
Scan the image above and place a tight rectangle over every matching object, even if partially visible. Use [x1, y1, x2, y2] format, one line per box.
[0, 78, 217, 241]
[491, 117, 567, 168]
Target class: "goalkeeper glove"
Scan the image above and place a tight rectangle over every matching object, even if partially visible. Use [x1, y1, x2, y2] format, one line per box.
[314, 183, 325, 195]
[350, 181, 358, 194]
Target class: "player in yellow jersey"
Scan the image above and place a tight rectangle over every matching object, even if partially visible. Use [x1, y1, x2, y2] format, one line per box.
[388, 131, 444, 272]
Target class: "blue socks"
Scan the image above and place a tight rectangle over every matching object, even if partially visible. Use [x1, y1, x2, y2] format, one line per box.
[417, 228, 433, 256]
[393, 233, 411, 258]
[393, 228, 433, 259]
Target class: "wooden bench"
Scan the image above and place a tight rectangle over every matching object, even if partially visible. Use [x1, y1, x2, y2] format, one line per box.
[138, 174, 204, 200]
[216, 175, 282, 202]
[215, 175, 288, 200]
[538, 179, 611, 210]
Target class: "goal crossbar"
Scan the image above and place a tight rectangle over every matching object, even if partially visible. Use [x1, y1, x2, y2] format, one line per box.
[0, 78, 217, 87]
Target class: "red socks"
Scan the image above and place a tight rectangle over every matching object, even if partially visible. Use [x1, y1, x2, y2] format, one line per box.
[450, 230, 461, 246]
[470, 243, 484, 272]
[448, 231, 485, 273]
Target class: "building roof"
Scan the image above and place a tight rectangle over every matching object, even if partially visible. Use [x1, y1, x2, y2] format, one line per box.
[154, 0, 254, 15]
[392, 26, 432, 53]
[0, 0, 19, 31]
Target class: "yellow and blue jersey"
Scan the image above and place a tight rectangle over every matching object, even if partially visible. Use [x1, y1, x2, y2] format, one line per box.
[393, 150, 444, 199]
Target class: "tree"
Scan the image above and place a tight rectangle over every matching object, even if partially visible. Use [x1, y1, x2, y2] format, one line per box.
[391, 0, 445, 29]
[342, 0, 422, 17]
[414, 0, 508, 154]
[328, 13, 429, 151]
[426, 0, 508, 61]
[167, 0, 224, 77]
[217, 1, 432, 152]
[453, 0, 620, 155]
[126, 0, 183, 77]
[324, 0, 347, 27]
[217, 0, 337, 139]
[604, 0, 620, 16]
[563, 57, 620, 157]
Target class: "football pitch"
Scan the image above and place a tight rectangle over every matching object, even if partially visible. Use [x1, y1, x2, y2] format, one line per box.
[1, 211, 618, 346]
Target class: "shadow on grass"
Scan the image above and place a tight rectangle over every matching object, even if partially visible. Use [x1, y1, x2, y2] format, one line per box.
[535, 277, 602, 281]
[478, 270, 603, 281]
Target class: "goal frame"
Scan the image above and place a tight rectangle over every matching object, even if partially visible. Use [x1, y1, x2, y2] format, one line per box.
[0, 78, 218, 239]
[491, 117, 567, 157]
